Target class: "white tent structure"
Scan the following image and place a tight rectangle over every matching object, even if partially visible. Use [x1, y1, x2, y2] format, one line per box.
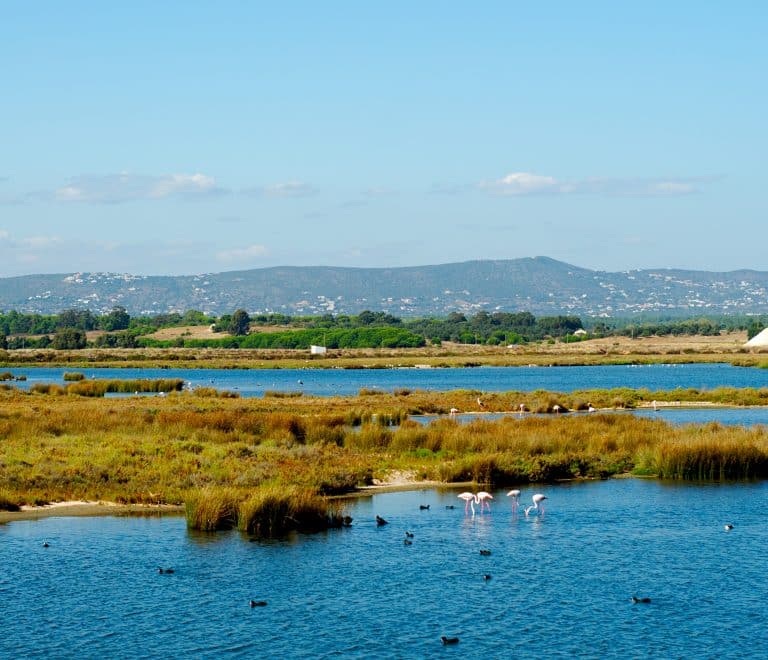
[745, 328, 768, 347]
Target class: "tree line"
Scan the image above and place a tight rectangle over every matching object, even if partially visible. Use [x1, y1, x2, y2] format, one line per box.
[0, 306, 765, 351]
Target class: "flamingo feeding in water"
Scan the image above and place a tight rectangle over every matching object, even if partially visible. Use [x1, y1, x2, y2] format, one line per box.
[476, 491, 493, 513]
[525, 493, 547, 517]
[506, 489, 521, 514]
[457, 492, 477, 515]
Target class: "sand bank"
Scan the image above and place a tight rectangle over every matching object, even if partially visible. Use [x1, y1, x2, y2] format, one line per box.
[0, 500, 184, 524]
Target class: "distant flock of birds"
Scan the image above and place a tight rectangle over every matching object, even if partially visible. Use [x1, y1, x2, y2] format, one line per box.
[448, 400, 603, 416]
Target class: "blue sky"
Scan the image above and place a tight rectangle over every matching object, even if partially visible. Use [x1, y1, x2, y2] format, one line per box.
[1, 1, 765, 276]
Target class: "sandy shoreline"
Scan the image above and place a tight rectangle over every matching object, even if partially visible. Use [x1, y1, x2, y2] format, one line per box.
[0, 500, 184, 524]
[0, 478, 466, 523]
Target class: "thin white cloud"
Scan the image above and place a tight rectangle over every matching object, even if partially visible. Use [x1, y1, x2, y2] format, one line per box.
[428, 183, 472, 195]
[0, 229, 62, 249]
[480, 172, 562, 195]
[216, 244, 269, 263]
[363, 187, 397, 197]
[0, 229, 63, 268]
[480, 172, 714, 197]
[19, 235, 62, 248]
[243, 181, 317, 198]
[54, 173, 227, 203]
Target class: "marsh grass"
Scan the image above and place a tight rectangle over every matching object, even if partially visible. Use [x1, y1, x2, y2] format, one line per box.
[65, 378, 184, 397]
[650, 429, 768, 480]
[193, 386, 240, 398]
[185, 487, 240, 530]
[0, 489, 21, 511]
[0, 388, 767, 509]
[237, 485, 341, 536]
[184, 484, 345, 535]
[63, 372, 85, 381]
[29, 378, 184, 397]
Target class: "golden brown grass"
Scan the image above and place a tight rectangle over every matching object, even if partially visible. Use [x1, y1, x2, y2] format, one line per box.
[0, 386, 766, 517]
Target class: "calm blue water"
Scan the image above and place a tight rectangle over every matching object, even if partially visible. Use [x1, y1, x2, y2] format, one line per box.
[5, 362, 767, 397]
[1, 480, 766, 658]
[413, 407, 768, 428]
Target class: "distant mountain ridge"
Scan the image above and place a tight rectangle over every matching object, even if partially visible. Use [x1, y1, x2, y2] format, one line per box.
[2, 257, 767, 318]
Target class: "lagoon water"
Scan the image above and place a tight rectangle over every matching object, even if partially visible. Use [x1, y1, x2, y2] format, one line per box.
[2, 480, 766, 658]
[6, 362, 768, 397]
[413, 406, 768, 427]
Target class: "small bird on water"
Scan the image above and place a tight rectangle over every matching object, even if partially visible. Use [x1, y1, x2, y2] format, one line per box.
[158, 568, 175, 574]
[724, 523, 734, 531]
[441, 636, 460, 645]
[479, 549, 491, 556]
[632, 596, 651, 604]
[250, 600, 268, 607]
[376, 515, 388, 526]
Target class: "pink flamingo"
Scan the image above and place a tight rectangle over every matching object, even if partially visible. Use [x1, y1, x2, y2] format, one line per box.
[525, 493, 547, 517]
[476, 491, 493, 513]
[506, 489, 521, 514]
[457, 492, 477, 515]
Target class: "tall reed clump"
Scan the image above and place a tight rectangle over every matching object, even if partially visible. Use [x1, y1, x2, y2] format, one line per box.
[237, 484, 344, 536]
[651, 440, 768, 480]
[184, 487, 241, 530]
[30, 383, 66, 395]
[63, 372, 86, 381]
[185, 484, 347, 536]
[66, 378, 185, 397]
